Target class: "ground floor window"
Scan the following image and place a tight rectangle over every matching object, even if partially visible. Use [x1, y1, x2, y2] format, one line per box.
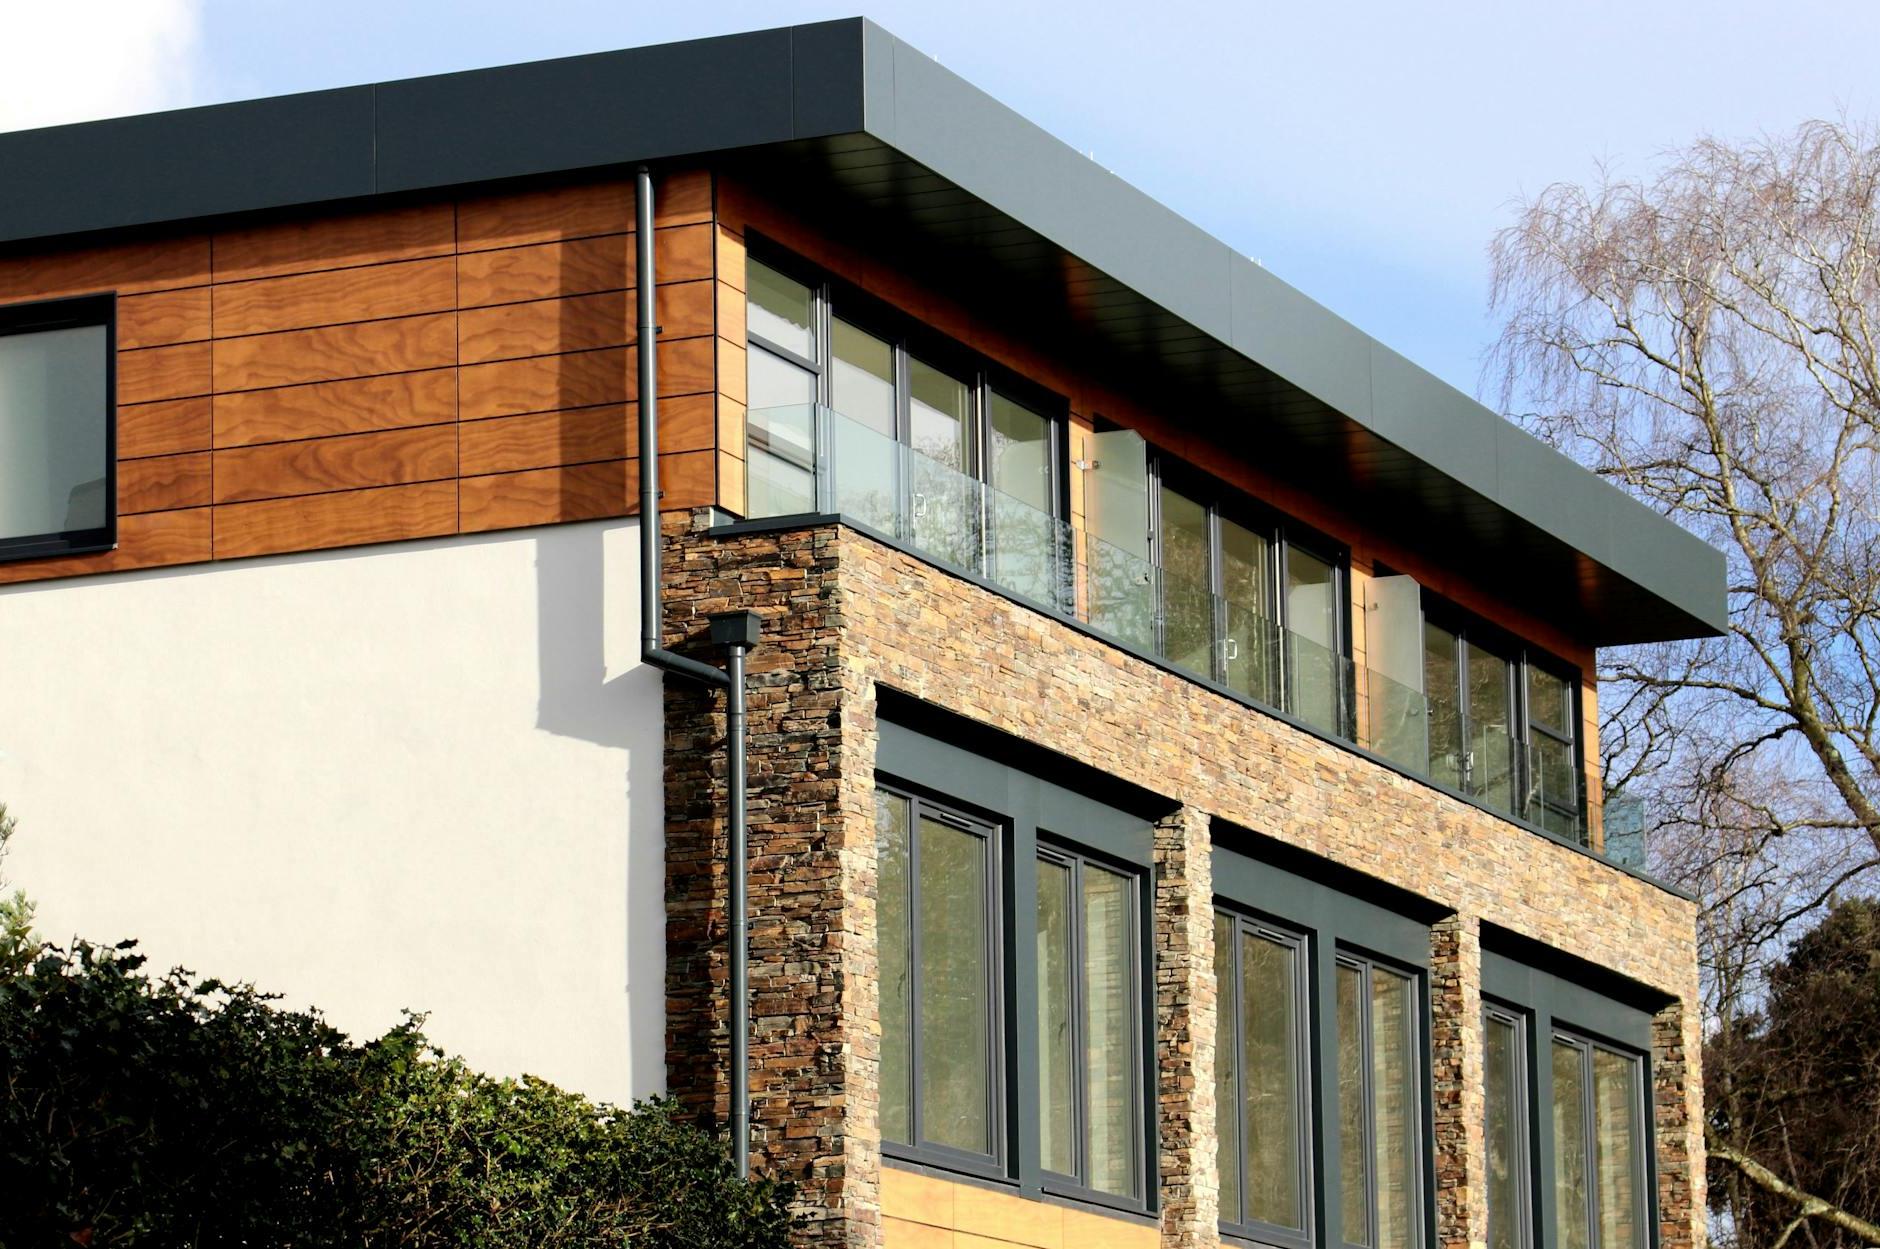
[1550, 1034, 1647, 1249]
[1037, 847, 1144, 1200]
[876, 786, 1001, 1163]
[1337, 955, 1422, 1249]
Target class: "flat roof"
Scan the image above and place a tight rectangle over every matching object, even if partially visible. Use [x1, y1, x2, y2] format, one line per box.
[0, 18, 1726, 643]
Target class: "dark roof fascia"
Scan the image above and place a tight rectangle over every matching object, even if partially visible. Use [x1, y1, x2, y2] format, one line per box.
[0, 17, 1727, 640]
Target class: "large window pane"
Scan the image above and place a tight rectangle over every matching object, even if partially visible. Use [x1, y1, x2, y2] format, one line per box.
[1527, 667, 1571, 734]
[0, 323, 109, 545]
[1485, 1013, 1525, 1249]
[1372, 968, 1416, 1249]
[1160, 484, 1214, 676]
[1552, 1041, 1591, 1249]
[827, 320, 899, 532]
[1592, 1050, 1644, 1249]
[1214, 914, 1243, 1226]
[1037, 858, 1076, 1176]
[1339, 963, 1370, 1247]
[907, 358, 978, 569]
[920, 814, 992, 1155]
[1287, 547, 1342, 735]
[830, 319, 895, 436]
[1083, 864, 1137, 1198]
[877, 792, 913, 1145]
[1220, 517, 1275, 703]
[747, 260, 814, 358]
[745, 348, 819, 517]
[1466, 643, 1516, 811]
[1242, 930, 1303, 1230]
[986, 392, 1059, 605]
[1086, 428, 1154, 650]
[1424, 622, 1464, 792]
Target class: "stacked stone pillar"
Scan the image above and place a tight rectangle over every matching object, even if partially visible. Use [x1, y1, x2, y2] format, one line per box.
[1430, 915, 1485, 1249]
[1155, 806, 1220, 1247]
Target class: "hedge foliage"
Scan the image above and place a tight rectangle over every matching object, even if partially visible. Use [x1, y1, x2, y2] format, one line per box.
[0, 813, 791, 1247]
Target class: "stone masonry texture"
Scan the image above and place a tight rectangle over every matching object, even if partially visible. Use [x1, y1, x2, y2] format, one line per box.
[661, 513, 1705, 1249]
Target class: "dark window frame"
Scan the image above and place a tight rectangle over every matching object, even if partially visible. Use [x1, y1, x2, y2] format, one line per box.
[1147, 451, 1353, 730]
[1549, 1029, 1651, 1249]
[1214, 904, 1317, 1249]
[875, 781, 1010, 1180]
[1334, 946, 1428, 1249]
[0, 292, 117, 564]
[1483, 1001, 1536, 1249]
[1420, 597, 1585, 844]
[744, 243, 1071, 530]
[1034, 838, 1150, 1208]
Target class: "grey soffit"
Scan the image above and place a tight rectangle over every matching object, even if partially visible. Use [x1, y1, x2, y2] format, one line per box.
[0, 18, 1727, 644]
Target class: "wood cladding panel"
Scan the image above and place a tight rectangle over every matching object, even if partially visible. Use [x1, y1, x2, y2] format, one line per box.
[214, 480, 459, 560]
[212, 313, 458, 392]
[119, 397, 212, 459]
[120, 452, 212, 514]
[458, 449, 713, 533]
[118, 287, 211, 348]
[1, 170, 719, 586]
[212, 203, 455, 283]
[214, 370, 458, 447]
[213, 425, 458, 504]
[213, 257, 458, 337]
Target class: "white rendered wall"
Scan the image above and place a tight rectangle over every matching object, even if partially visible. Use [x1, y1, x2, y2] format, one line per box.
[0, 519, 665, 1106]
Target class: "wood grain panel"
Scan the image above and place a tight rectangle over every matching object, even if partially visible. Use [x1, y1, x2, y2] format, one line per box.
[457, 181, 633, 252]
[716, 338, 746, 406]
[0, 509, 212, 586]
[716, 449, 743, 515]
[0, 235, 209, 301]
[657, 170, 713, 226]
[214, 480, 458, 559]
[214, 369, 458, 447]
[212, 202, 455, 283]
[459, 406, 630, 477]
[120, 452, 213, 514]
[212, 313, 458, 392]
[213, 257, 458, 337]
[457, 392, 715, 477]
[715, 280, 745, 349]
[458, 449, 713, 532]
[119, 342, 212, 404]
[655, 223, 715, 284]
[458, 347, 627, 421]
[213, 425, 458, 504]
[118, 287, 212, 348]
[716, 397, 746, 461]
[661, 335, 716, 397]
[457, 234, 627, 308]
[458, 291, 628, 365]
[715, 226, 746, 292]
[119, 397, 212, 459]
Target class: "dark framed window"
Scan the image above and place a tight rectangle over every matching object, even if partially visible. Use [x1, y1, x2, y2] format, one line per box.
[1148, 458, 1351, 735]
[1336, 952, 1424, 1249]
[1484, 1006, 1534, 1249]
[0, 293, 115, 563]
[1036, 845, 1145, 1203]
[1421, 605, 1584, 843]
[744, 251, 1067, 605]
[1214, 909, 1314, 1247]
[1550, 1033, 1647, 1249]
[876, 785, 1004, 1173]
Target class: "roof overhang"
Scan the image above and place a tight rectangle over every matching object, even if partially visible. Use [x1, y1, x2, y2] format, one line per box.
[0, 18, 1727, 644]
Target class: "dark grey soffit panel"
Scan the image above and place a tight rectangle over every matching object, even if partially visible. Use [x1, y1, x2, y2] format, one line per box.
[0, 17, 1726, 641]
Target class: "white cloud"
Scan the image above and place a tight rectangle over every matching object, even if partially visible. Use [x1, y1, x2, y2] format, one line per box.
[0, 0, 203, 133]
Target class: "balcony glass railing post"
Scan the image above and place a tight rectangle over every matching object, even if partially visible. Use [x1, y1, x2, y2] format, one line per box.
[747, 404, 1586, 848]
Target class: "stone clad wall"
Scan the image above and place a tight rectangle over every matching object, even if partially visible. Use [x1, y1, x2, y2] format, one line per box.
[660, 512, 1704, 1249]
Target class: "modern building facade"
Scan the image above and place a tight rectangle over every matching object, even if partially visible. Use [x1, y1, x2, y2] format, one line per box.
[0, 20, 1722, 1249]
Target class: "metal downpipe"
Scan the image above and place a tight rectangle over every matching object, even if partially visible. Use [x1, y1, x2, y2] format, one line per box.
[634, 166, 755, 1180]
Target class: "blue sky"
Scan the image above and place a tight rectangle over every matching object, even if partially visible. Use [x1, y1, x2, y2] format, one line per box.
[8, 1, 1879, 400]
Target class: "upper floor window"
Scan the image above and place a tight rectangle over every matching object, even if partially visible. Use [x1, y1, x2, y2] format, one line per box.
[1037, 846, 1144, 1202]
[0, 294, 114, 562]
[876, 786, 1003, 1169]
[745, 254, 1065, 605]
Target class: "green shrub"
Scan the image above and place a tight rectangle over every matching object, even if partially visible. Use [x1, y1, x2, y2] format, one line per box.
[0, 937, 792, 1248]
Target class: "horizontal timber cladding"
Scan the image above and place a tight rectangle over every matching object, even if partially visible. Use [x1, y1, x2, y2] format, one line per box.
[0, 170, 721, 587]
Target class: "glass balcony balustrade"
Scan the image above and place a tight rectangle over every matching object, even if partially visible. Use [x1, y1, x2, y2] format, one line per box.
[747, 404, 1585, 846]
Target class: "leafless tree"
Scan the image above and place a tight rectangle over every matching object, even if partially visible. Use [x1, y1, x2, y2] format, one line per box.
[1488, 119, 1880, 1247]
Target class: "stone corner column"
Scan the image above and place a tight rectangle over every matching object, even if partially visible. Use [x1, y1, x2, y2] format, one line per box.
[1430, 913, 1484, 1249]
[1652, 999, 1704, 1249]
[1154, 805, 1219, 1248]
